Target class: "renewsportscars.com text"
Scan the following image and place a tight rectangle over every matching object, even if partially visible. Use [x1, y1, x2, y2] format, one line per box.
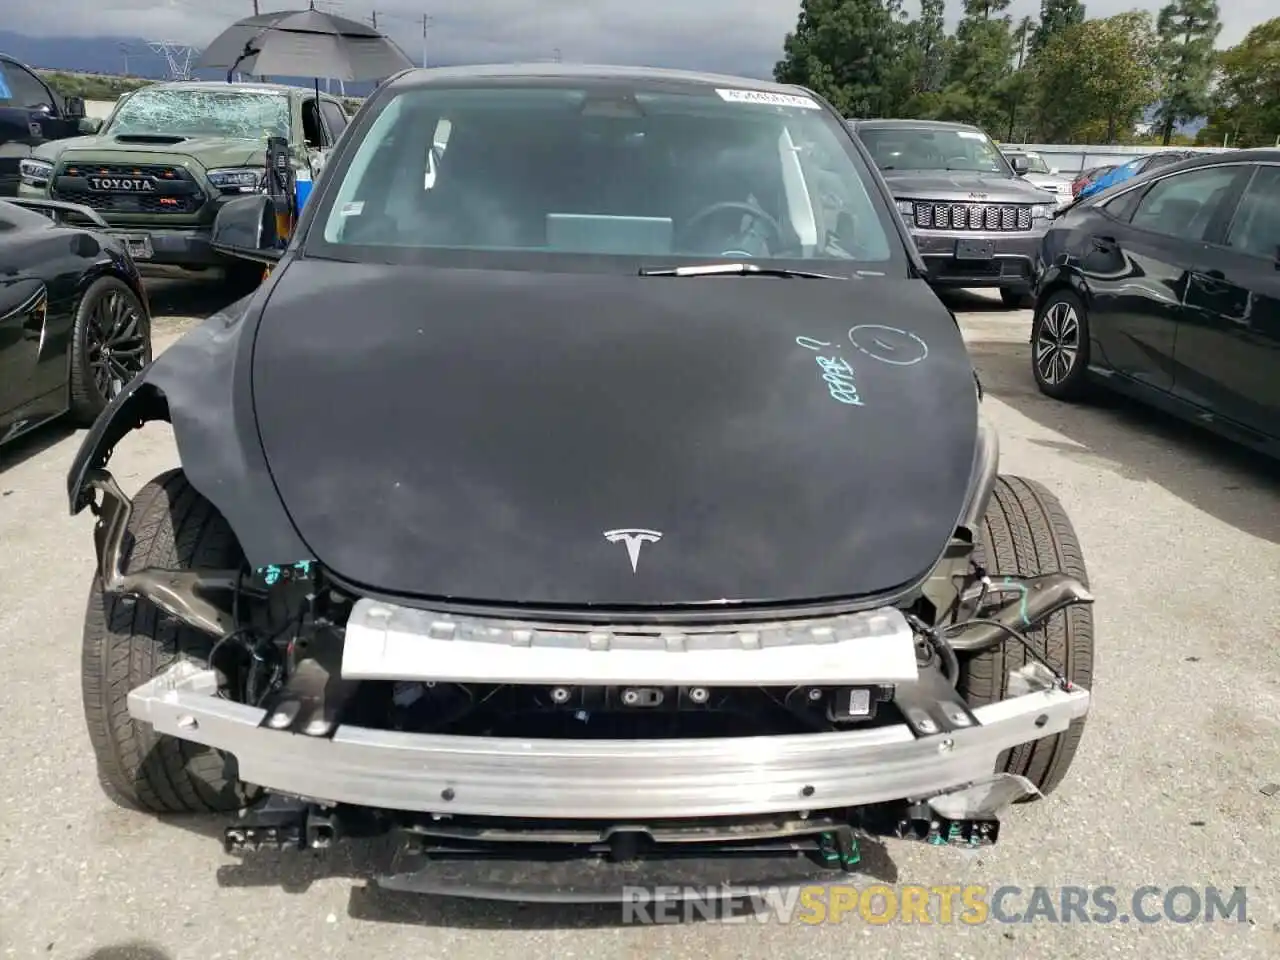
[621, 884, 1250, 925]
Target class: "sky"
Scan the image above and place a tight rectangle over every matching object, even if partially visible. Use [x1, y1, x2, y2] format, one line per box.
[8, 0, 1276, 80]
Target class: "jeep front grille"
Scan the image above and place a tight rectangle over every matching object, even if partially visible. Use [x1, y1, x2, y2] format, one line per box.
[913, 202, 1033, 232]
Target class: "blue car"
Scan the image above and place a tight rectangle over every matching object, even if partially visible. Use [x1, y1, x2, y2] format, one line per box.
[1078, 150, 1195, 200]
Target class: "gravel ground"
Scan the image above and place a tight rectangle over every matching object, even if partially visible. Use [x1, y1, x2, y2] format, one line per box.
[1, 278, 1277, 959]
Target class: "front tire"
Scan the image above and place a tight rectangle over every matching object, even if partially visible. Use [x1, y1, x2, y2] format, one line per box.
[68, 276, 152, 426]
[81, 470, 256, 814]
[958, 475, 1094, 800]
[1031, 288, 1090, 400]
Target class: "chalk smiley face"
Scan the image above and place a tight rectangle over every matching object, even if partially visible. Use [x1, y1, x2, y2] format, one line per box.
[847, 325, 929, 366]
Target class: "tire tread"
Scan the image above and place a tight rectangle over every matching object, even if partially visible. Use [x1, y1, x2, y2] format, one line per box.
[958, 475, 1094, 798]
[81, 469, 250, 814]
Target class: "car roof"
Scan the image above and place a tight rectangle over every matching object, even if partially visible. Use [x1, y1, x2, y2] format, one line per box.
[1160, 147, 1280, 168]
[383, 62, 816, 97]
[1089, 148, 1280, 196]
[849, 118, 984, 133]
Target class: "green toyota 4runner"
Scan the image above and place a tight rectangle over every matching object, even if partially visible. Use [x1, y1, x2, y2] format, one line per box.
[17, 80, 350, 276]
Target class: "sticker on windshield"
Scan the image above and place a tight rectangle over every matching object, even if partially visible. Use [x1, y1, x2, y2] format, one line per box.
[339, 201, 364, 216]
[716, 88, 822, 110]
[956, 131, 987, 140]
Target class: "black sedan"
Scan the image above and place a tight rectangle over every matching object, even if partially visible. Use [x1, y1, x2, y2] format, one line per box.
[0, 197, 152, 447]
[1031, 148, 1280, 457]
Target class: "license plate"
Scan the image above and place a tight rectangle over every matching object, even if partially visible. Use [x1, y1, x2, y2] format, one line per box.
[955, 238, 995, 260]
[114, 232, 153, 260]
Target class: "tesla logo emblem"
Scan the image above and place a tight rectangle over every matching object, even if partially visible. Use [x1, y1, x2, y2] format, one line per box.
[603, 528, 662, 573]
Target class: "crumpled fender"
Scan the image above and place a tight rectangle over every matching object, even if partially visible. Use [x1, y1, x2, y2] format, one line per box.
[66, 292, 310, 568]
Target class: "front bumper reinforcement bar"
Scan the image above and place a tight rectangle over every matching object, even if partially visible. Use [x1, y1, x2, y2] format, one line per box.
[129, 661, 1089, 820]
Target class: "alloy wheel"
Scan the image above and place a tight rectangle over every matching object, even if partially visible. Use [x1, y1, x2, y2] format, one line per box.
[87, 290, 149, 401]
[1035, 300, 1080, 386]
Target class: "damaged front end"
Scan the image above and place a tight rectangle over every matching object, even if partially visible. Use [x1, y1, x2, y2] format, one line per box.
[83, 448, 1094, 902]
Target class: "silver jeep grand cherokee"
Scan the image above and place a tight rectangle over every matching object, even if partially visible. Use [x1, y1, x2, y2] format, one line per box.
[849, 119, 1056, 308]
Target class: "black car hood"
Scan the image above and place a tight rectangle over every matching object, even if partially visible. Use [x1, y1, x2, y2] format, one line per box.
[881, 170, 1052, 203]
[251, 260, 979, 607]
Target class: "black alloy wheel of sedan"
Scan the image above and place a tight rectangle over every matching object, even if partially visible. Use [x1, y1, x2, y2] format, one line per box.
[1031, 289, 1090, 401]
[71, 276, 153, 423]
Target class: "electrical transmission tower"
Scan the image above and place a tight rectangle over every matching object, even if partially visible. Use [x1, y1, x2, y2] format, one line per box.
[147, 41, 198, 79]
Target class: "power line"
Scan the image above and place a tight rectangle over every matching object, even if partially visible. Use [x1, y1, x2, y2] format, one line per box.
[419, 13, 432, 68]
[146, 40, 198, 79]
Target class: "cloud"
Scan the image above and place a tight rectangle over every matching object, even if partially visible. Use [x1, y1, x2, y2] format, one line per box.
[9, 0, 1275, 79]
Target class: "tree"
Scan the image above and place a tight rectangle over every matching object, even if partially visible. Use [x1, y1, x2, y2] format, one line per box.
[915, 0, 949, 94]
[1199, 17, 1280, 147]
[1154, 0, 1221, 145]
[1032, 12, 1160, 143]
[1001, 17, 1037, 141]
[961, 0, 1010, 18]
[940, 0, 1018, 131]
[774, 0, 910, 117]
[1029, 0, 1086, 56]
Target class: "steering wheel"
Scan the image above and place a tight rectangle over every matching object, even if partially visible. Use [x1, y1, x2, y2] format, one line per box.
[677, 200, 784, 254]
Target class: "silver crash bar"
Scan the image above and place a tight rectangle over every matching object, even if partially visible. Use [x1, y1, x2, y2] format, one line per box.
[128, 660, 1090, 820]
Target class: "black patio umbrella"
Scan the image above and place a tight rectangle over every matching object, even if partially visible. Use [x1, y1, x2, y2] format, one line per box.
[195, 7, 415, 83]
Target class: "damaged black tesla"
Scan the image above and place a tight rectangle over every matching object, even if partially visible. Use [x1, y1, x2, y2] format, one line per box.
[67, 63, 1095, 901]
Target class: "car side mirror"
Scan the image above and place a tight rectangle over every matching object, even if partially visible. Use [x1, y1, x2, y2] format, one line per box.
[64, 96, 86, 120]
[77, 117, 102, 135]
[1010, 156, 1029, 176]
[211, 194, 283, 264]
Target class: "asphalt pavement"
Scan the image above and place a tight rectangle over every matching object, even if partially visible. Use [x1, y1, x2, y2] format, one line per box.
[1, 277, 1278, 959]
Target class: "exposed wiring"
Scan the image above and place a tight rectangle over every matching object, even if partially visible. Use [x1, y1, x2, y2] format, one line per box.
[904, 613, 960, 685]
[969, 564, 991, 613]
[995, 576, 1032, 626]
[207, 629, 255, 700]
[207, 569, 252, 698]
[942, 617, 1074, 692]
[207, 593, 302, 704]
[249, 611, 305, 706]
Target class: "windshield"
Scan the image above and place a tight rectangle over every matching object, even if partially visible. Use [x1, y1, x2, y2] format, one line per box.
[310, 82, 897, 268]
[1016, 153, 1052, 175]
[107, 88, 291, 140]
[859, 127, 1012, 175]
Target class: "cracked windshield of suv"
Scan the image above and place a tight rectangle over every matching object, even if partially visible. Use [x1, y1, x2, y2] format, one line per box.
[860, 127, 1010, 175]
[315, 82, 896, 266]
[107, 87, 291, 140]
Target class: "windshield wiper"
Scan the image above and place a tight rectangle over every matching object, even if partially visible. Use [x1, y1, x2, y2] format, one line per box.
[638, 262, 847, 279]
